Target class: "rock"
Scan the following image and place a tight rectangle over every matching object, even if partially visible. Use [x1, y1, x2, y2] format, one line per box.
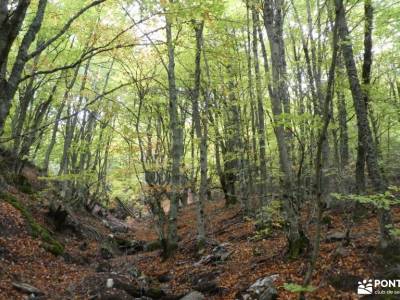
[100, 246, 114, 259]
[240, 275, 279, 300]
[332, 246, 349, 259]
[180, 291, 205, 300]
[194, 255, 213, 266]
[383, 264, 400, 278]
[191, 271, 219, 294]
[328, 273, 361, 292]
[79, 241, 88, 251]
[12, 282, 44, 296]
[113, 279, 142, 297]
[100, 237, 120, 259]
[115, 237, 145, 255]
[106, 278, 114, 288]
[157, 272, 172, 283]
[193, 280, 218, 294]
[105, 215, 129, 233]
[96, 261, 112, 273]
[194, 243, 232, 266]
[97, 289, 132, 300]
[145, 287, 166, 299]
[62, 252, 90, 265]
[113, 278, 167, 299]
[259, 287, 278, 300]
[248, 275, 278, 292]
[212, 243, 232, 261]
[127, 265, 142, 278]
[325, 231, 348, 243]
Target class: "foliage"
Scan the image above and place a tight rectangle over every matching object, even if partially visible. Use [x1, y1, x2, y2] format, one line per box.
[331, 186, 400, 210]
[283, 283, 317, 293]
[251, 200, 285, 240]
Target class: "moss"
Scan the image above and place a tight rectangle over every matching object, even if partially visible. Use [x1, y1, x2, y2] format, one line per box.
[145, 287, 165, 298]
[1, 192, 64, 255]
[144, 240, 162, 252]
[196, 238, 206, 251]
[321, 215, 332, 226]
[286, 231, 309, 259]
[378, 241, 400, 264]
[13, 174, 34, 194]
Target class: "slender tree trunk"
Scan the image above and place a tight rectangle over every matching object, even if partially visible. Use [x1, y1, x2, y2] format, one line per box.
[263, 0, 308, 258]
[336, 0, 393, 250]
[336, 55, 349, 171]
[15, 78, 58, 174]
[191, 20, 207, 247]
[355, 0, 372, 193]
[302, 15, 339, 295]
[251, 7, 268, 205]
[245, 2, 258, 204]
[12, 51, 41, 154]
[165, 2, 183, 256]
[59, 60, 90, 176]
[223, 67, 241, 207]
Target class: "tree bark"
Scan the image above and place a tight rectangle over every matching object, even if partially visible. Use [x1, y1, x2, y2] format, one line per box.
[191, 20, 206, 247]
[262, 0, 307, 257]
[336, 0, 393, 249]
[0, 0, 47, 135]
[165, 2, 183, 256]
[252, 7, 268, 205]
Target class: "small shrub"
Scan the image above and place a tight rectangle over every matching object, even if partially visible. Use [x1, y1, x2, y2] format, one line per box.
[252, 200, 285, 240]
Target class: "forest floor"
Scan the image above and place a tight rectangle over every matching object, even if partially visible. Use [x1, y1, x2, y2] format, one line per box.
[0, 164, 397, 299]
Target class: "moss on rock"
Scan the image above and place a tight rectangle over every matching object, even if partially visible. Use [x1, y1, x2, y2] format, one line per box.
[1, 192, 64, 255]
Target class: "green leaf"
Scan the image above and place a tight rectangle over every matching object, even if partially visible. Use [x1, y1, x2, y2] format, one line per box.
[283, 283, 317, 293]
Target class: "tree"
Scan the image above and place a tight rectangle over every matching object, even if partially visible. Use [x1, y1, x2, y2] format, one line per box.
[165, 0, 184, 256]
[336, 0, 394, 249]
[0, 0, 106, 135]
[191, 19, 207, 248]
[262, 0, 308, 258]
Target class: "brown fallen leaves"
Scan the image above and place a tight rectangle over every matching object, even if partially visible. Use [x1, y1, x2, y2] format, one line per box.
[1, 190, 397, 299]
[131, 200, 393, 300]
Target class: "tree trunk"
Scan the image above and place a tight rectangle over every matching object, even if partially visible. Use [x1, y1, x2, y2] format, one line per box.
[165, 3, 183, 256]
[336, 55, 349, 171]
[0, 0, 47, 135]
[336, 0, 393, 250]
[252, 7, 268, 205]
[191, 20, 207, 248]
[262, 0, 307, 258]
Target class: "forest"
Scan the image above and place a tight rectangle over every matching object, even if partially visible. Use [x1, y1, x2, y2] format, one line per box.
[0, 0, 400, 299]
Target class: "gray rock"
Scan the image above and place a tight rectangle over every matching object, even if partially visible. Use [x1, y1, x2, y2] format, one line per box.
[106, 278, 114, 288]
[194, 243, 232, 266]
[248, 274, 278, 293]
[259, 287, 278, 300]
[180, 291, 205, 300]
[212, 243, 232, 261]
[325, 231, 347, 243]
[127, 265, 141, 277]
[191, 271, 219, 294]
[240, 274, 279, 300]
